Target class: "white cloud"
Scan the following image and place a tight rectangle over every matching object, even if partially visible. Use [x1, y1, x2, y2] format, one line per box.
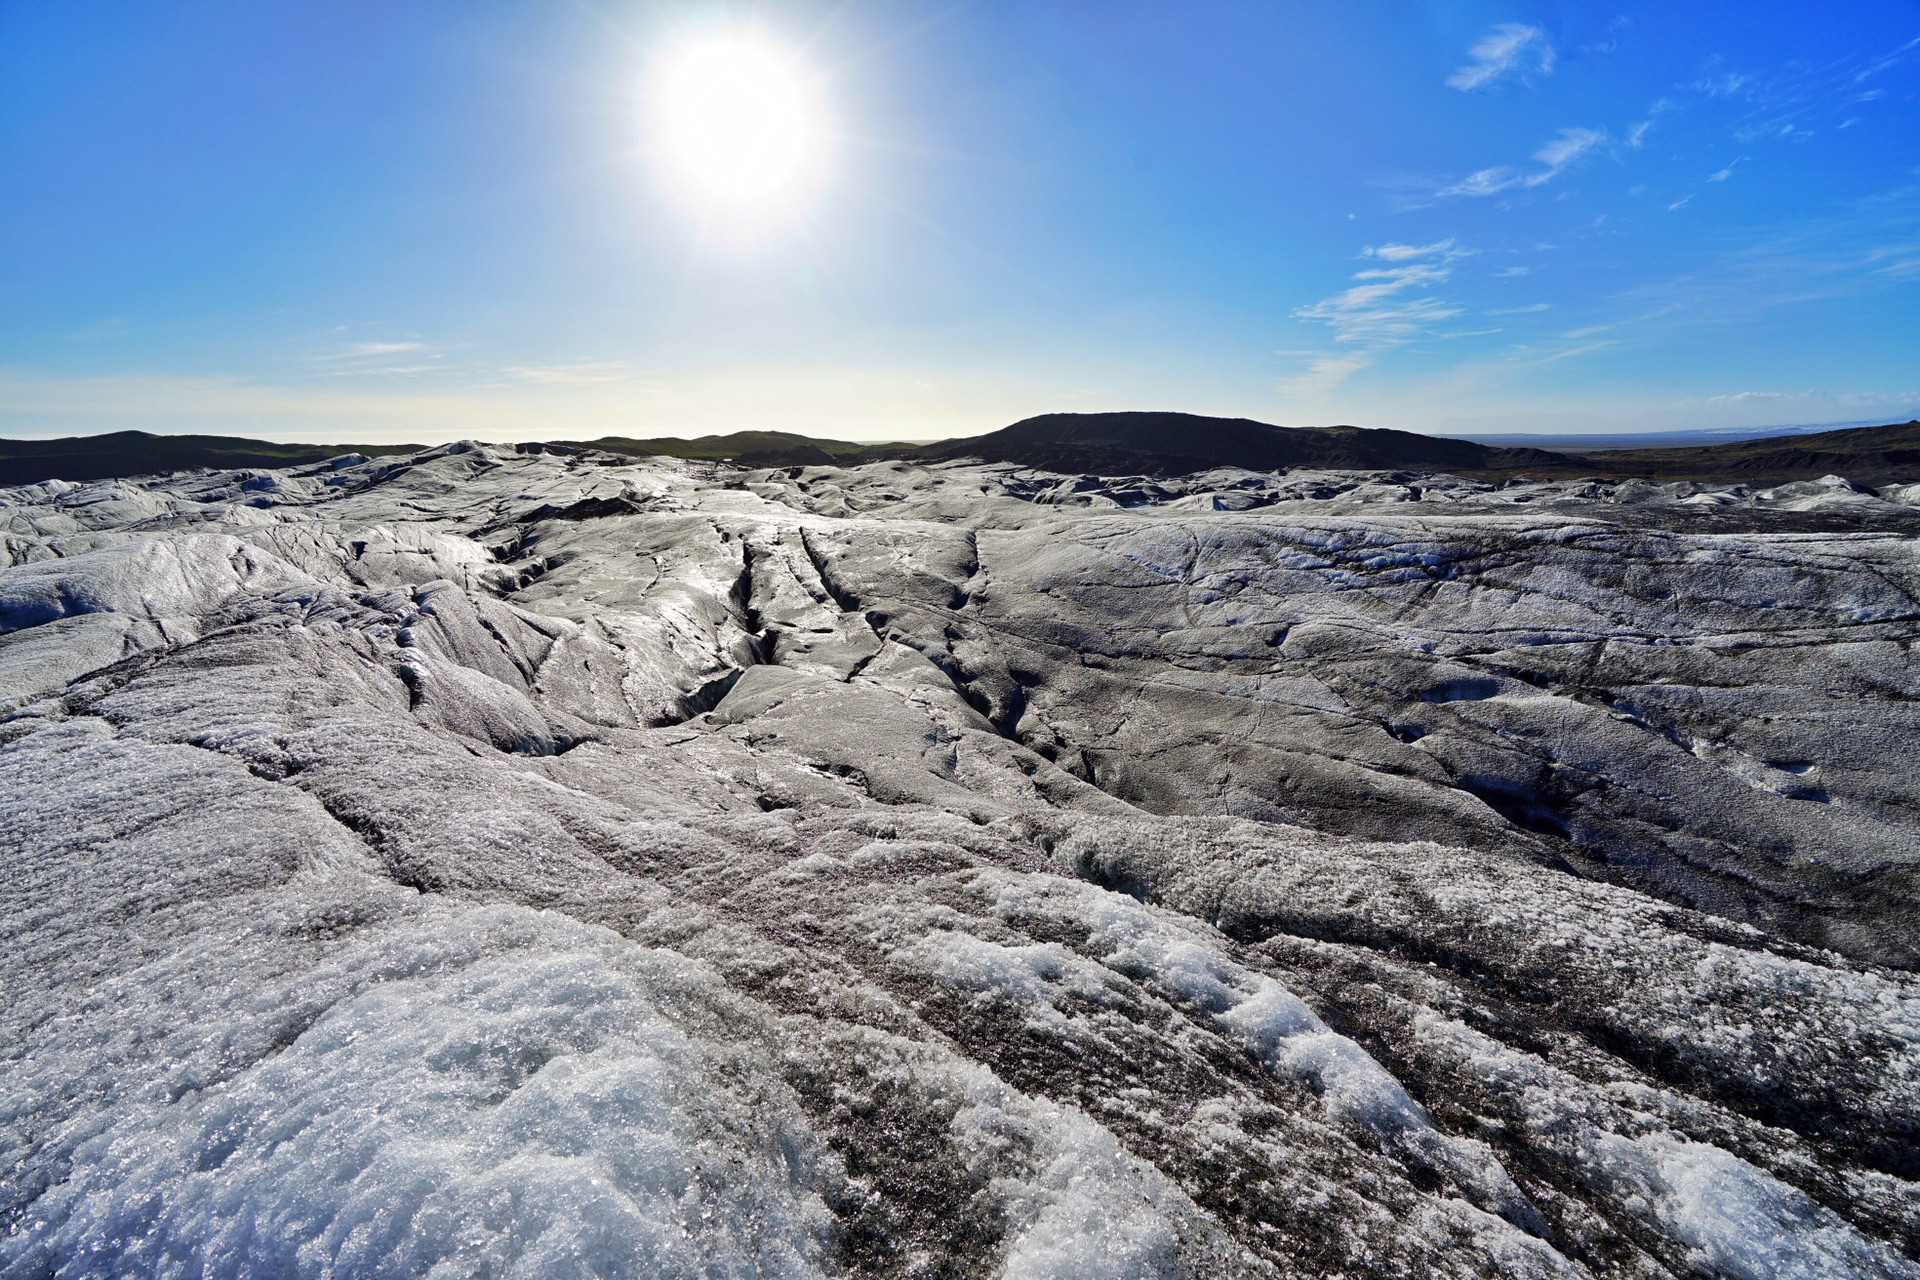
[501, 361, 635, 385]
[1447, 24, 1554, 91]
[1366, 240, 1458, 262]
[1698, 388, 1920, 413]
[1440, 167, 1523, 198]
[1285, 242, 1468, 394]
[311, 340, 442, 370]
[1281, 352, 1378, 397]
[1853, 34, 1920, 84]
[1693, 70, 1750, 98]
[342, 341, 424, 357]
[1435, 127, 1604, 199]
[1529, 128, 1606, 182]
[1706, 157, 1745, 183]
[1507, 340, 1614, 367]
[1294, 289, 1461, 347]
[1866, 241, 1920, 278]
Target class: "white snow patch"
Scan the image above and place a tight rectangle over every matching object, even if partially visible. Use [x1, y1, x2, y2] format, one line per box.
[944, 1062, 1189, 1280]
[2, 904, 838, 1280]
[890, 929, 1121, 1033]
[1590, 1129, 1920, 1280]
[1415, 1009, 1920, 1280]
[966, 873, 1544, 1233]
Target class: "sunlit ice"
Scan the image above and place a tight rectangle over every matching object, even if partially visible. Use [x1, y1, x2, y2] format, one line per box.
[646, 29, 831, 237]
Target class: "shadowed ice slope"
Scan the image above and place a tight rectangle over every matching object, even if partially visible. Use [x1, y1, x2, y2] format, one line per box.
[4, 445, 1919, 1279]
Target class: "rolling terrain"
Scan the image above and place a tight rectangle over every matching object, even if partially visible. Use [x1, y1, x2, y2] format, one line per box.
[9, 413, 1920, 488]
[0, 430, 423, 487]
[5, 440, 1919, 1277]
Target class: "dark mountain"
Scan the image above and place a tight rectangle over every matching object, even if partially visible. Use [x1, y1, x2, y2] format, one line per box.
[914, 411, 1920, 485]
[1585, 419, 1920, 485]
[0, 430, 421, 487]
[12, 417, 1920, 490]
[915, 411, 1571, 475]
[571, 430, 911, 467]
[0, 429, 912, 487]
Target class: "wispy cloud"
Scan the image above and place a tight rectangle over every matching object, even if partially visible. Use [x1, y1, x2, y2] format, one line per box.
[1447, 24, 1554, 91]
[1438, 168, 1523, 199]
[1281, 353, 1376, 397]
[1534, 128, 1606, 174]
[1707, 157, 1745, 183]
[500, 361, 634, 385]
[1866, 240, 1920, 279]
[1285, 241, 1468, 393]
[1437, 127, 1607, 198]
[1505, 340, 1615, 368]
[312, 339, 439, 371]
[1366, 240, 1456, 262]
[1699, 388, 1920, 412]
[1683, 36, 1920, 146]
[1853, 34, 1920, 84]
[302, 336, 463, 378]
[1608, 188, 1920, 328]
[1692, 68, 1750, 98]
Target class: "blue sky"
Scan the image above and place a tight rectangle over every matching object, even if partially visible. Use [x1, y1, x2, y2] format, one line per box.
[2, 2, 1917, 443]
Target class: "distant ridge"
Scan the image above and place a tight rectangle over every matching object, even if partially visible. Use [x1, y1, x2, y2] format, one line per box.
[0, 430, 421, 487]
[909, 411, 1920, 484]
[563, 431, 907, 468]
[1574, 419, 1920, 484]
[7, 416, 1920, 488]
[1462, 418, 1920, 450]
[915, 411, 1567, 475]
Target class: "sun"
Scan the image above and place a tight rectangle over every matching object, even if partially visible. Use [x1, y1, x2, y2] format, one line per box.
[650, 31, 828, 223]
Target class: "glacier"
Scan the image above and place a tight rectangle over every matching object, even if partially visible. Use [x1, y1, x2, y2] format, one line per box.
[3, 443, 1918, 1278]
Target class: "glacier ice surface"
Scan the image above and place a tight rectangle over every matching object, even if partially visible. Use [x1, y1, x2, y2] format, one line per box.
[5, 445, 1920, 1278]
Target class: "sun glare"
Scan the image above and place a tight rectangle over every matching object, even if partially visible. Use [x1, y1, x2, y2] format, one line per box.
[651, 32, 828, 225]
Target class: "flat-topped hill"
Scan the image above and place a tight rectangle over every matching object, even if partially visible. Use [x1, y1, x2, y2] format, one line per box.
[916, 410, 1568, 475]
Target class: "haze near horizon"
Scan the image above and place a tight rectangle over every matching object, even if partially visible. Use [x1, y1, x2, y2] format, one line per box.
[3, 2, 1917, 445]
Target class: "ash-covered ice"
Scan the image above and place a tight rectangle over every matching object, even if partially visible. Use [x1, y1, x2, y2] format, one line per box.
[5, 443, 1918, 1278]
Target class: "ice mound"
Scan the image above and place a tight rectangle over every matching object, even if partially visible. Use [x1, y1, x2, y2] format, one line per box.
[2, 906, 838, 1280]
